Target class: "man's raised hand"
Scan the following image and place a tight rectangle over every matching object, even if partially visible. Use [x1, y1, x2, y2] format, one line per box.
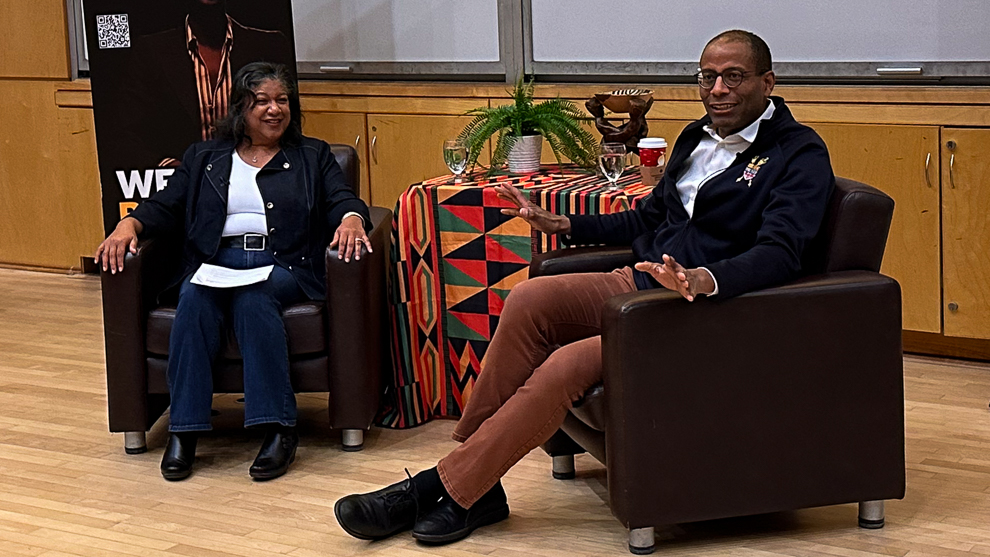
[494, 183, 571, 236]
[635, 254, 715, 302]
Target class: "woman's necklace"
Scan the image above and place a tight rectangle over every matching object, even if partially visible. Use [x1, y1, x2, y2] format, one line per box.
[241, 145, 274, 165]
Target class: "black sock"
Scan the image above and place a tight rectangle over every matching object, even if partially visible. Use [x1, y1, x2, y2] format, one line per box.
[411, 467, 447, 505]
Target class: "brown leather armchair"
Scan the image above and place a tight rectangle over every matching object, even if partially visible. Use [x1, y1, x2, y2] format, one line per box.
[101, 145, 391, 453]
[534, 177, 904, 554]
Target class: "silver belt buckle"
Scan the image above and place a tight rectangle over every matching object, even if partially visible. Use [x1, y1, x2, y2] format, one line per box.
[243, 233, 266, 251]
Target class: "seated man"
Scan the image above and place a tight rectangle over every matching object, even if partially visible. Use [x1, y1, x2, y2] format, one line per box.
[335, 29, 835, 544]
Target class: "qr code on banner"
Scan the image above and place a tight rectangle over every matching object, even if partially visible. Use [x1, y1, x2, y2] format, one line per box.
[96, 14, 131, 49]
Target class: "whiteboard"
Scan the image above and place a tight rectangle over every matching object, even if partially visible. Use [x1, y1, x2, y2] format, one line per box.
[69, 0, 990, 81]
[293, 0, 500, 63]
[72, 0, 506, 77]
[529, 0, 990, 80]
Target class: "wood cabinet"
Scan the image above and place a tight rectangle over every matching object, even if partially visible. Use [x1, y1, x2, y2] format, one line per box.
[0, 82, 101, 269]
[367, 114, 489, 209]
[807, 123, 942, 333]
[806, 124, 990, 342]
[56, 107, 104, 263]
[320, 102, 990, 349]
[942, 129, 990, 339]
[302, 112, 371, 205]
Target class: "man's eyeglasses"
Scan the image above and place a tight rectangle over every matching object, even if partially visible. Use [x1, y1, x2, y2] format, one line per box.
[696, 69, 764, 89]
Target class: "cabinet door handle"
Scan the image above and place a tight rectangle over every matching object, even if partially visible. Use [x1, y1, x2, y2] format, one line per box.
[355, 135, 361, 148]
[372, 136, 378, 164]
[924, 152, 933, 188]
[949, 153, 956, 189]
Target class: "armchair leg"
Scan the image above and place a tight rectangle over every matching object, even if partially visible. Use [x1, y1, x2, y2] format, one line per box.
[628, 526, 655, 555]
[341, 429, 364, 452]
[552, 454, 575, 479]
[124, 432, 147, 455]
[858, 500, 885, 529]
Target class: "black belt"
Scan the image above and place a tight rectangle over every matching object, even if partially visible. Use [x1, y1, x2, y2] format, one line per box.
[220, 233, 267, 251]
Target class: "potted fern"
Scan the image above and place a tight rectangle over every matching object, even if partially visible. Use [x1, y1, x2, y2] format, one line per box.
[459, 78, 598, 174]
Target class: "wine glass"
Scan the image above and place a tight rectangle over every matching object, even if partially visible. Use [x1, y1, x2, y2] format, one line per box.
[443, 140, 468, 183]
[599, 142, 627, 191]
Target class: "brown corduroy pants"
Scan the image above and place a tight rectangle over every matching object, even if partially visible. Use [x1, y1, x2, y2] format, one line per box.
[437, 267, 637, 508]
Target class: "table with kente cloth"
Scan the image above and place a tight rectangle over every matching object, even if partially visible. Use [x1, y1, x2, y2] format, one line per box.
[378, 166, 652, 428]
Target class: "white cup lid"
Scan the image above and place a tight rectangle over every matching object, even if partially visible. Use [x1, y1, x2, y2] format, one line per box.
[638, 137, 667, 148]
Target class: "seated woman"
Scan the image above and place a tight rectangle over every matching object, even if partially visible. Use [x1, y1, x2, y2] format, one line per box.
[95, 62, 372, 482]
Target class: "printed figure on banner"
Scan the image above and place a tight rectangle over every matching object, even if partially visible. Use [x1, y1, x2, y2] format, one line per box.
[85, 0, 296, 235]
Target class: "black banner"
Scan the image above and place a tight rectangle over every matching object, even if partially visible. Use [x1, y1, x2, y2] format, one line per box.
[84, 0, 296, 235]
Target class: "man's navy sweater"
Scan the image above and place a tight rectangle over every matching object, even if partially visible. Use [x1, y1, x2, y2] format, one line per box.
[568, 97, 835, 299]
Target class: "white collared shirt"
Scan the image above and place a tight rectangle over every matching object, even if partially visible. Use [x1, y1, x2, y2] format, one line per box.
[675, 101, 776, 296]
[676, 101, 776, 218]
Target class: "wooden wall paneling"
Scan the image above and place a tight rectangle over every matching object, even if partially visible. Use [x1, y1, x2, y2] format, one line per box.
[56, 106, 104, 263]
[790, 103, 990, 128]
[903, 330, 990, 360]
[299, 80, 990, 106]
[53, 87, 92, 108]
[300, 96, 481, 116]
[643, 120, 692, 151]
[0, 0, 70, 79]
[7, 77, 990, 346]
[502, 96, 692, 169]
[298, 86, 990, 127]
[301, 112, 371, 205]
[808, 123, 942, 333]
[366, 114, 491, 210]
[0, 81, 81, 269]
[941, 128, 990, 340]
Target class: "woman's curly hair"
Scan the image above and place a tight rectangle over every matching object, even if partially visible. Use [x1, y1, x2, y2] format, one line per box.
[216, 61, 303, 147]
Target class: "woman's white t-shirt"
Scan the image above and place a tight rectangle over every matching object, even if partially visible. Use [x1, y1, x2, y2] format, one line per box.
[222, 152, 268, 237]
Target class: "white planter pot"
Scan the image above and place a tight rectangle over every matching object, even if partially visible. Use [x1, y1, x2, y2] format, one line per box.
[507, 134, 543, 173]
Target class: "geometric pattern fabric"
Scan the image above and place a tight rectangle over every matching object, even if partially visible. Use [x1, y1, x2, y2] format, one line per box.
[379, 165, 652, 428]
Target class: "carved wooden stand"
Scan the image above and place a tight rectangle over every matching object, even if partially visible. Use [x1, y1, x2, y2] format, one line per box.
[586, 96, 655, 154]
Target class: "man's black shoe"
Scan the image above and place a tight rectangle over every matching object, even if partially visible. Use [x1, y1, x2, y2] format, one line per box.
[335, 472, 430, 540]
[249, 427, 298, 481]
[412, 480, 509, 544]
[160, 432, 197, 481]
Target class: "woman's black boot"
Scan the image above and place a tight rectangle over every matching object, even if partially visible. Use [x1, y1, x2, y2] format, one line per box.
[161, 432, 198, 481]
[249, 425, 298, 481]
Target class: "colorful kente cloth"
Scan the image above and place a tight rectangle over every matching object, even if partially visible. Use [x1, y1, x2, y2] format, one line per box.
[378, 166, 652, 428]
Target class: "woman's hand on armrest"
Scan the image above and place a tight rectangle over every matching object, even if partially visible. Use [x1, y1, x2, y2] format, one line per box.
[330, 214, 372, 263]
[94, 217, 143, 274]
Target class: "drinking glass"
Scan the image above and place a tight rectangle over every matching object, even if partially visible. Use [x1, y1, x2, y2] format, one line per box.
[443, 140, 468, 183]
[599, 142, 627, 191]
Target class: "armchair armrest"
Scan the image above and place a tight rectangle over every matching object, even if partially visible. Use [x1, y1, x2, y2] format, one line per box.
[102, 236, 179, 432]
[324, 205, 392, 429]
[600, 270, 905, 526]
[530, 246, 636, 278]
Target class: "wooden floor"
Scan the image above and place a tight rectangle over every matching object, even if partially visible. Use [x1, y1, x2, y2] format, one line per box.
[2, 268, 990, 557]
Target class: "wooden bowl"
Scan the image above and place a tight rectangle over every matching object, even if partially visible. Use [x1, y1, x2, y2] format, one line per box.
[594, 89, 653, 113]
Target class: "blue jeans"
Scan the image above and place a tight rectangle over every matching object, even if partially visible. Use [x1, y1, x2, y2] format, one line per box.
[167, 247, 304, 432]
